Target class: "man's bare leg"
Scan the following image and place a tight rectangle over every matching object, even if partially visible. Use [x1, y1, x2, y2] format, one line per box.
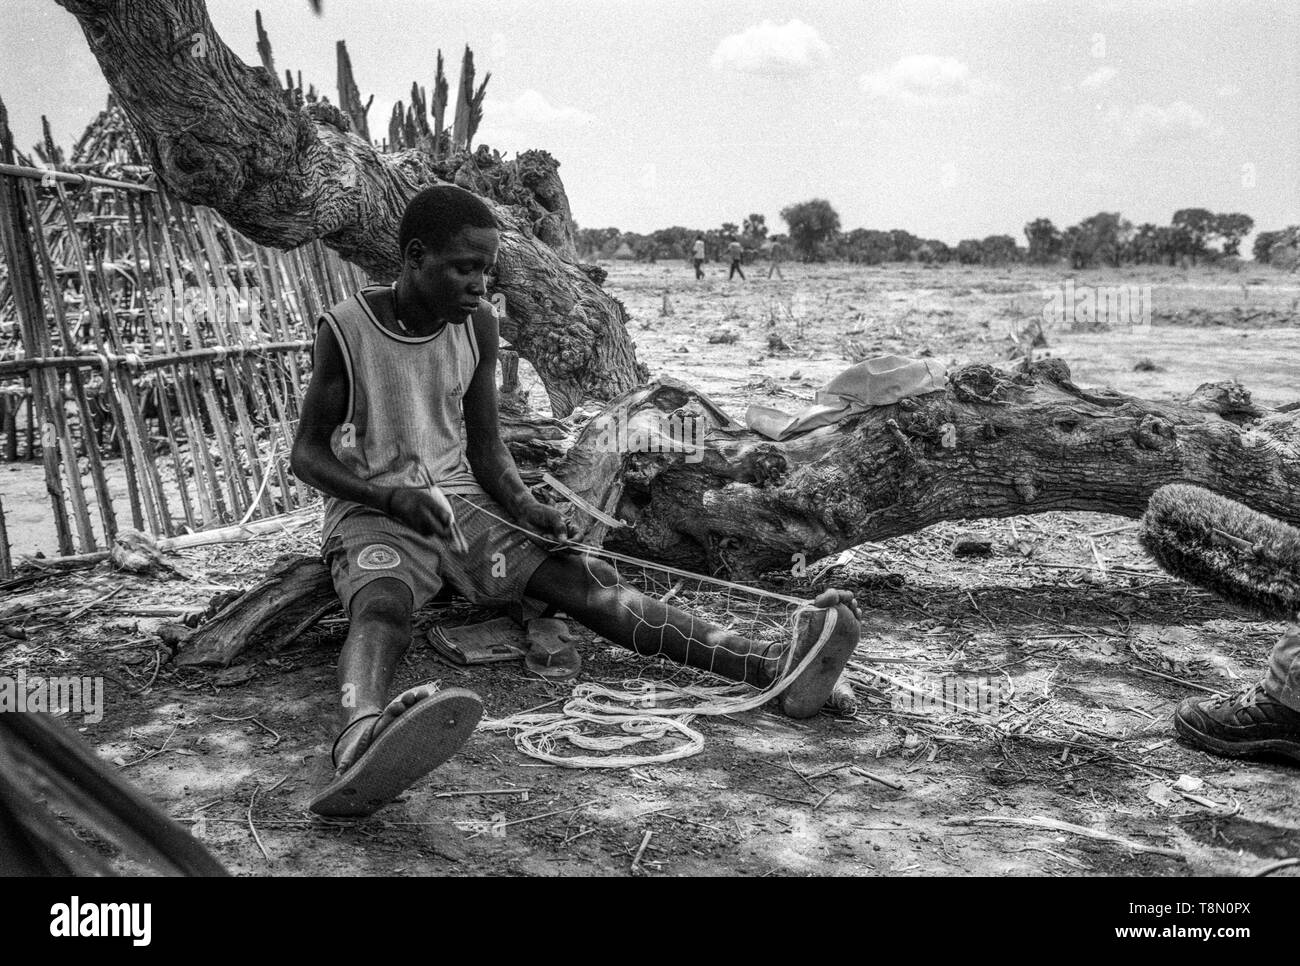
[332, 578, 438, 772]
[523, 554, 861, 718]
[310, 576, 484, 816]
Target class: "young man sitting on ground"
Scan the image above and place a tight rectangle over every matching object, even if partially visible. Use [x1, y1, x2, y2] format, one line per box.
[291, 185, 862, 817]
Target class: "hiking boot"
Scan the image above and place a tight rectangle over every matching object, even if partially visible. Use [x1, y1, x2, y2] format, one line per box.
[1173, 682, 1300, 764]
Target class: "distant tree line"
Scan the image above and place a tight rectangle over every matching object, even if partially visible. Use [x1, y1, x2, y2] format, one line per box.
[576, 200, 1299, 268]
[1254, 226, 1300, 268]
[574, 214, 778, 263]
[1023, 209, 1260, 268]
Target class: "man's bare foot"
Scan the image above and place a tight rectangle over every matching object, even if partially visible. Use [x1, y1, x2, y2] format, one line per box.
[524, 617, 582, 680]
[333, 683, 439, 775]
[777, 589, 862, 719]
[311, 684, 482, 817]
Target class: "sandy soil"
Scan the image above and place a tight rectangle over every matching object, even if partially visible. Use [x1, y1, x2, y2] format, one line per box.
[2, 261, 1298, 876]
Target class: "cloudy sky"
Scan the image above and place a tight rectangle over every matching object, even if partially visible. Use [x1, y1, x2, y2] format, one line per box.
[4, 0, 1297, 246]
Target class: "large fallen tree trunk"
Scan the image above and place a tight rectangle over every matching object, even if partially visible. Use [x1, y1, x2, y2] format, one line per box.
[54, 0, 644, 414]
[558, 358, 1300, 576]
[177, 359, 1300, 666]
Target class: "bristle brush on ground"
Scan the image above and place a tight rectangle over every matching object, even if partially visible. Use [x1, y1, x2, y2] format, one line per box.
[1140, 483, 1300, 620]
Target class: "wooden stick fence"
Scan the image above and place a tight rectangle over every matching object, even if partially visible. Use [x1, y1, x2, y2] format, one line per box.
[0, 149, 365, 576]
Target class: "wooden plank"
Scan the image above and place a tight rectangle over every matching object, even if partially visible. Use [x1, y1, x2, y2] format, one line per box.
[131, 194, 199, 531]
[0, 161, 155, 194]
[21, 178, 117, 544]
[53, 182, 159, 534]
[211, 217, 284, 519]
[0, 150, 77, 554]
[193, 207, 270, 517]
[233, 230, 306, 511]
[0, 341, 313, 376]
[81, 185, 167, 538]
[149, 192, 229, 524]
[168, 199, 251, 517]
[0, 492, 12, 580]
[264, 248, 308, 397]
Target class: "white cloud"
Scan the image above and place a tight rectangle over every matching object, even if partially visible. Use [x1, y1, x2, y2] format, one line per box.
[484, 89, 594, 127]
[1079, 66, 1117, 89]
[476, 90, 594, 150]
[1216, 84, 1240, 98]
[1107, 101, 1213, 142]
[858, 55, 977, 101]
[711, 19, 831, 76]
[489, 32, 511, 63]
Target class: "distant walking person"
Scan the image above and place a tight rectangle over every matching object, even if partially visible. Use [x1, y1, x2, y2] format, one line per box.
[727, 238, 745, 280]
[692, 236, 705, 280]
[768, 237, 786, 280]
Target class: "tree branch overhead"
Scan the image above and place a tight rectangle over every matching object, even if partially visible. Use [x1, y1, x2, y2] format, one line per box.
[55, 0, 643, 415]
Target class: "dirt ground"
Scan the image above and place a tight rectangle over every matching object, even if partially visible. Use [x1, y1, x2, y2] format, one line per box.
[3, 261, 1299, 876]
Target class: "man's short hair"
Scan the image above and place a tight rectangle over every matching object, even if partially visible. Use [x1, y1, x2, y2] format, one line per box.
[397, 185, 496, 258]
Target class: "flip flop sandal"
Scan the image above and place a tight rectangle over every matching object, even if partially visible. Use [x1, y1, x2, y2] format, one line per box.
[524, 617, 582, 681]
[428, 616, 529, 665]
[309, 687, 483, 818]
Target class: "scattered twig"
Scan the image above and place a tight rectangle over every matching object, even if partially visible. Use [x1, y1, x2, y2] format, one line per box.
[965, 591, 996, 630]
[458, 798, 598, 838]
[110, 605, 206, 618]
[1088, 523, 1140, 538]
[130, 648, 163, 694]
[948, 814, 1184, 859]
[849, 766, 904, 790]
[1129, 665, 1223, 695]
[1008, 844, 1091, 869]
[211, 713, 282, 746]
[665, 815, 723, 832]
[805, 762, 852, 781]
[1001, 733, 1177, 776]
[1167, 782, 1234, 812]
[99, 637, 170, 652]
[237, 438, 280, 526]
[513, 697, 565, 717]
[783, 753, 819, 791]
[247, 784, 270, 861]
[633, 804, 676, 819]
[1087, 538, 1108, 577]
[1015, 561, 1160, 579]
[1250, 857, 1299, 878]
[62, 586, 125, 623]
[630, 830, 653, 873]
[120, 723, 179, 768]
[277, 598, 342, 649]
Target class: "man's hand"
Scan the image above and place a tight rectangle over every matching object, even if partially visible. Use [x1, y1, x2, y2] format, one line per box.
[515, 499, 578, 548]
[387, 486, 457, 542]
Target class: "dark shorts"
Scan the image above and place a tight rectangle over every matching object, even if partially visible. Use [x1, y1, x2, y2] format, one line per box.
[323, 487, 552, 619]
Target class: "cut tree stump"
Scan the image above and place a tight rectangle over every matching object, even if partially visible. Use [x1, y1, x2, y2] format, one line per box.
[177, 555, 336, 667]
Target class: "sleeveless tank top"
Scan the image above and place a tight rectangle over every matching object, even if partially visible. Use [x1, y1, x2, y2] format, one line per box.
[319, 286, 482, 542]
